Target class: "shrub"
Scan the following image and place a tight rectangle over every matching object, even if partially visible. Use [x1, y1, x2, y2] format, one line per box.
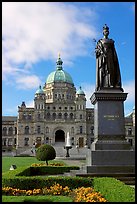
[36, 144, 56, 165]
[2, 166, 93, 190]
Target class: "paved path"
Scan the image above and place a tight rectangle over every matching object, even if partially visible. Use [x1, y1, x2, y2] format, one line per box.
[55, 158, 86, 169]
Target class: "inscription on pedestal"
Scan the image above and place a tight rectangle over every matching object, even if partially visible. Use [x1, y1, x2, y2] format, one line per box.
[104, 115, 119, 120]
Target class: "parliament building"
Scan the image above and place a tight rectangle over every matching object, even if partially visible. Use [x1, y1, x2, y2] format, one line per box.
[2, 55, 135, 154]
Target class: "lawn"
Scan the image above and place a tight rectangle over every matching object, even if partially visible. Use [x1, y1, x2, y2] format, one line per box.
[2, 157, 66, 173]
[2, 195, 73, 202]
[2, 157, 135, 202]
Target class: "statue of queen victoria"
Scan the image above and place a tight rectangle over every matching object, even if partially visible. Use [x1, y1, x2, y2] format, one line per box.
[95, 24, 122, 91]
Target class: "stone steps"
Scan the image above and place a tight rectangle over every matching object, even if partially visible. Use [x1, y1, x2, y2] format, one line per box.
[75, 172, 135, 185]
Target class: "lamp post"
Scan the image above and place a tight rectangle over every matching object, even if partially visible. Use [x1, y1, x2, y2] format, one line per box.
[32, 142, 36, 156]
[64, 132, 72, 157]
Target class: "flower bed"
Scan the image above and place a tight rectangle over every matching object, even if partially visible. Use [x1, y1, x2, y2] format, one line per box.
[31, 162, 65, 167]
[2, 183, 107, 202]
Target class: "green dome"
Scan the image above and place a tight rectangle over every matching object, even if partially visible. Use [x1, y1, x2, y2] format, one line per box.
[77, 86, 85, 95]
[35, 85, 44, 94]
[46, 55, 74, 85]
[46, 70, 73, 84]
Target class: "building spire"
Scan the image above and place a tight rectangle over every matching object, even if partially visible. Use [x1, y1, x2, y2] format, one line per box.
[56, 53, 63, 70]
[58, 52, 60, 58]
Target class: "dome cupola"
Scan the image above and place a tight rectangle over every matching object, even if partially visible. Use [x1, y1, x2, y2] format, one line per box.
[76, 86, 85, 95]
[46, 54, 74, 85]
[35, 85, 44, 96]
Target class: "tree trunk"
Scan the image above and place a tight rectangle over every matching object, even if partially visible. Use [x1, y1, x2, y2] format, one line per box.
[46, 160, 48, 165]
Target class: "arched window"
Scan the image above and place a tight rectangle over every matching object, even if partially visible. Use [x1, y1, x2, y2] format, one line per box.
[3, 127, 7, 135]
[37, 126, 41, 134]
[38, 113, 40, 119]
[24, 138, 29, 146]
[15, 127, 17, 135]
[64, 113, 68, 119]
[80, 126, 83, 134]
[2, 138, 6, 146]
[70, 113, 73, 119]
[80, 114, 82, 119]
[88, 115, 91, 120]
[52, 113, 56, 120]
[128, 139, 133, 146]
[46, 127, 49, 133]
[71, 137, 74, 145]
[14, 138, 16, 145]
[25, 126, 29, 134]
[28, 114, 32, 120]
[58, 113, 62, 119]
[91, 126, 94, 135]
[71, 127, 74, 134]
[9, 127, 13, 135]
[46, 137, 49, 144]
[47, 113, 50, 119]
[128, 128, 132, 135]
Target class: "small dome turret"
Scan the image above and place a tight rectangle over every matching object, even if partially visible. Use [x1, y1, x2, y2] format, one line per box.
[35, 85, 44, 96]
[76, 86, 85, 95]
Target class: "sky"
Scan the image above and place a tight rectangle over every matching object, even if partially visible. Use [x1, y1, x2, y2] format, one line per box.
[2, 2, 135, 116]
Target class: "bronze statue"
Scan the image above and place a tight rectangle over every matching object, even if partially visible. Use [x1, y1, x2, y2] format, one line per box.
[95, 24, 122, 91]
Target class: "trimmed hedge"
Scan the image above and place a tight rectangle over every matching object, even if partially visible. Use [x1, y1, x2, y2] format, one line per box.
[29, 166, 79, 176]
[2, 166, 92, 190]
[17, 166, 80, 176]
[93, 177, 135, 202]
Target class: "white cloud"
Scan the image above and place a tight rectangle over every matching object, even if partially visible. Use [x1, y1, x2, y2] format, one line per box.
[2, 2, 98, 89]
[26, 100, 34, 108]
[80, 81, 135, 114]
[15, 75, 42, 89]
[123, 80, 135, 103]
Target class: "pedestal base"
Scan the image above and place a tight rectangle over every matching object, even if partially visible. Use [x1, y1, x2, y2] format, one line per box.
[86, 150, 135, 173]
[87, 89, 135, 174]
[91, 139, 131, 150]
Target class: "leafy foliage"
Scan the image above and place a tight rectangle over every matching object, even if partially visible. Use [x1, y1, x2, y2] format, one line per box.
[36, 144, 56, 165]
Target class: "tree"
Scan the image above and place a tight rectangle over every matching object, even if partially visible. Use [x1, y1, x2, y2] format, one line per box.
[36, 144, 56, 165]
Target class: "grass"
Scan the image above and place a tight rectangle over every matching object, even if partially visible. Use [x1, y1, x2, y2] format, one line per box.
[2, 195, 73, 202]
[2, 157, 66, 173]
[2, 157, 135, 202]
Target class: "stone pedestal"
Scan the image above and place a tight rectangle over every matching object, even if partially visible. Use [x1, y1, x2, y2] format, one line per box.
[86, 88, 135, 174]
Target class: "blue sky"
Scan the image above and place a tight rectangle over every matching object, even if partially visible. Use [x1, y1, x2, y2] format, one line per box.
[2, 2, 135, 116]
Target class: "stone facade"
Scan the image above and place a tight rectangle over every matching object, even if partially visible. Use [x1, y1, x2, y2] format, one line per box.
[2, 56, 135, 152]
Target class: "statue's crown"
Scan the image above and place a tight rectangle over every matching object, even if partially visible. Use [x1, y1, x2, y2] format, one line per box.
[103, 24, 109, 31]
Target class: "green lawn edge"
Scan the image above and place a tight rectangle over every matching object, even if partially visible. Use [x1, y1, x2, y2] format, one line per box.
[2, 195, 73, 202]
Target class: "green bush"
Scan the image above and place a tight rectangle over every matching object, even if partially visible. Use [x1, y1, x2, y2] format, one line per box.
[3, 165, 88, 190]
[29, 166, 79, 176]
[93, 177, 135, 202]
[36, 144, 56, 165]
[3, 170, 93, 190]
